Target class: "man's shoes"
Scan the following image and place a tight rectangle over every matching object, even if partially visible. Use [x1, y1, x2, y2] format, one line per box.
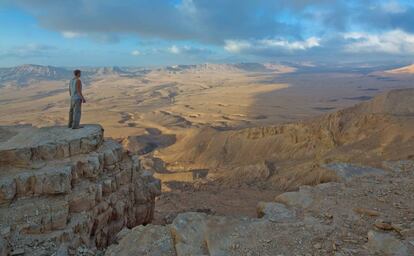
[71, 125, 84, 129]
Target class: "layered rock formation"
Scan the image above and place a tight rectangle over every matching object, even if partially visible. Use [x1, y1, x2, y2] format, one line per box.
[0, 124, 160, 255]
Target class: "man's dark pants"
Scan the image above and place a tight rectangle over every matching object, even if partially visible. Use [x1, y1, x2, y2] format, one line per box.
[68, 98, 82, 129]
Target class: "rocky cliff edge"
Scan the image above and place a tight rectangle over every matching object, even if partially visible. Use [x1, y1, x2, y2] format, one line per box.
[0, 124, 161, 255]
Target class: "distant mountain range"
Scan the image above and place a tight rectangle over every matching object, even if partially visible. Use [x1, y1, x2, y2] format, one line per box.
[152, 62, 299, 74]
[0, 63, 288, 86]
[0, 64, 136, 87]
[1, 62, 412, 87]
[0, 64, 70, 86]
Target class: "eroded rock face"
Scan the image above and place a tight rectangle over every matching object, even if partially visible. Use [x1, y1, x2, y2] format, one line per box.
[0, 125, 160, 255]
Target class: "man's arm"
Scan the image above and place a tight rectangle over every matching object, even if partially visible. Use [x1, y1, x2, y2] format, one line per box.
[76, 79, 86, 103]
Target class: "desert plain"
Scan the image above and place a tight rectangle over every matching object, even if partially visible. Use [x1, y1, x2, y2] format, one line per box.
[1, 63, 413, 223]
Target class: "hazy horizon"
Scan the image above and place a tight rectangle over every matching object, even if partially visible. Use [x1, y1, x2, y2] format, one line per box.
[0, 60, 412, 70]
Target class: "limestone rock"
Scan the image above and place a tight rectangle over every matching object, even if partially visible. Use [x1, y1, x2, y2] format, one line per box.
[105, 225, 175, 256]
[101, 159, 414, 256]
[114, 228, 131, 243]
[324, 162, 386, 182]
[256, 202, 297, 222]
[0, 236, 9, 256]
[171, 212, 209, 255]
[367, 230, 408, 256]
[274, 190, 313, 209]
[0, 125, 103, 167]
[98, 140, 123, 167]
[0, 124, 159, 255]
[0, 177, 16, 204]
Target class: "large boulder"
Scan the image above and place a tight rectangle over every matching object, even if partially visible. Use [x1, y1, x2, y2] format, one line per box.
[105, 225, 175, 256]
[171, 212, 209, 255]
[256, 201, 297, 223]
[274, 188, 314, 209]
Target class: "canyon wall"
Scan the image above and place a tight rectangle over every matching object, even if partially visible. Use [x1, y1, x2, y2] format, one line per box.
[0, 124, 160, 255]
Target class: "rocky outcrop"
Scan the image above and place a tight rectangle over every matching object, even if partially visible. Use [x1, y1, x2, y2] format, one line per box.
[0, 124, 160, 255]
[108, 161, 414, 256]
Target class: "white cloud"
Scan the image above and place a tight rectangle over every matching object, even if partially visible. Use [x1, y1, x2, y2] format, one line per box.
[259, 37, 320, 50]
[224, 37, 320, 54]
[165, 45, 212, 56]
[62, 31, 84, 38]
[167, 45, 212, 56]
[381, 1, 406, 14]
[169, 45, 181, 54]
[131, 50, 141, 56]
[224, 40, 251, 53]
[344, 30, 414, 54]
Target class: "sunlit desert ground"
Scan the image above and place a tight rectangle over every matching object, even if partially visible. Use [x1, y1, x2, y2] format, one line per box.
[1, 67, 411, 137]
[1, 65, 413, 222]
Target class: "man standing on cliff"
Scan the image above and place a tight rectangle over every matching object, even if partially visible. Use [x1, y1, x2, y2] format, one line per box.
[68, 69, 86, 129]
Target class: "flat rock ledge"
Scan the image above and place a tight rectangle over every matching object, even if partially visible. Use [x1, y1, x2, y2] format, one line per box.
[0, 124, 161, 256]
[0, 125, 104, 167]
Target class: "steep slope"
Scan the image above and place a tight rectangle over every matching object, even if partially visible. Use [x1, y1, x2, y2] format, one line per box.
[157, 89, 414, 189]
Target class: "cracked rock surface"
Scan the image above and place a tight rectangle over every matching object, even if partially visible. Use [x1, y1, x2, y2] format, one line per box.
[0, 124, 160, 256]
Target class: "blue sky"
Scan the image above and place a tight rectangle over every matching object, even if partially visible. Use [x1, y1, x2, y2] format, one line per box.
[1, 0, 414, 67]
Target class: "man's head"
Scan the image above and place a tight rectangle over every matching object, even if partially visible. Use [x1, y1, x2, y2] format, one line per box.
[74, 69, 81, 78]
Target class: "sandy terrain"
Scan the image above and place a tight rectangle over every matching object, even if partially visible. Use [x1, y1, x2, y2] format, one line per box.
[2, 65, 412, 137]
[1, 64, 413, 222]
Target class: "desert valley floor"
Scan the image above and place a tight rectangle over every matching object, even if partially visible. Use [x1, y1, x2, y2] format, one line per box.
[1, 63, 414, 225]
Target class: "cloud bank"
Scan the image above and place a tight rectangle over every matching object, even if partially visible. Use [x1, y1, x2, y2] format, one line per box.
[3, 0, 414, 64]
